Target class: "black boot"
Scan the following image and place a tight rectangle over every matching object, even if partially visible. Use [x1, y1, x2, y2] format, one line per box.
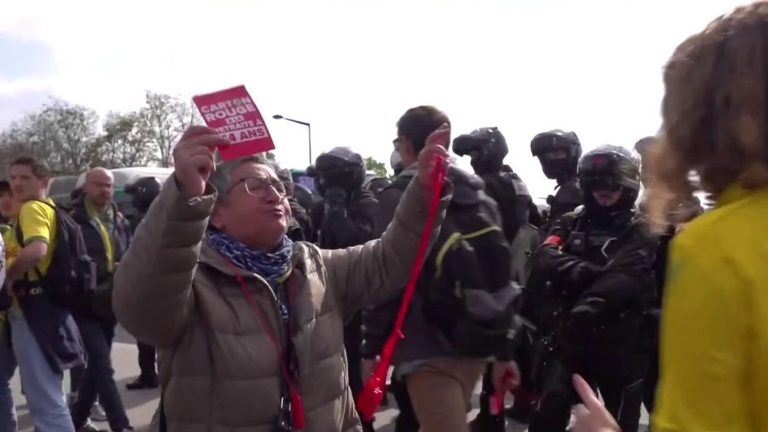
[126, 374, 159, 390]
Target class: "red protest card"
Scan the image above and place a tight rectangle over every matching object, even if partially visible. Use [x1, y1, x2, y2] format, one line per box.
[193, 85, 275, 161]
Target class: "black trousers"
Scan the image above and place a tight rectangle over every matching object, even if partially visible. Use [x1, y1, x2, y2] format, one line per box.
[529, 343, 647, 432]
[644, 338, 659, 413]
[344, 312, 374, 432]
[137, 341, 157, 378]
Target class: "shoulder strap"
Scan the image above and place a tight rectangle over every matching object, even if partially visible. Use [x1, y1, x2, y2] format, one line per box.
[159, 391, 167, 432]
[386, 174, 413, 193]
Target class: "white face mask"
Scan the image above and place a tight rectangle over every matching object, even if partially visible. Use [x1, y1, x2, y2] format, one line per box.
[390, 149, 402, 171]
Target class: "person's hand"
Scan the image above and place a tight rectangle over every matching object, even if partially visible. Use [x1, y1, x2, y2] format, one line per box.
[572, 374, 621, 432]
[492, 360, 521, 394]
[417, 123, 451, 190]
[172, 126, 229, 199]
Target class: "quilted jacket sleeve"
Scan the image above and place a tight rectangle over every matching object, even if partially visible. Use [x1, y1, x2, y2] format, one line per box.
[113, 177, 216, 348]
[321, 175, 451, 318]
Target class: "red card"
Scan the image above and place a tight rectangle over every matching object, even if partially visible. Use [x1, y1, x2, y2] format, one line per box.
[193, 85, 275, 161]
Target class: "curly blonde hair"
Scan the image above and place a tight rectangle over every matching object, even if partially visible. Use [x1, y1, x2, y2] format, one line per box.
[648, 1, 768, 230]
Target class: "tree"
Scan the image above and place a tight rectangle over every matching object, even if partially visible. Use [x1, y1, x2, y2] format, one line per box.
[0, 124, 44, 173]
[95, 111, 154, 168]
[139, 91, 199, 167]
[0, 99, 100, 175]
[365, 156, 388, 177]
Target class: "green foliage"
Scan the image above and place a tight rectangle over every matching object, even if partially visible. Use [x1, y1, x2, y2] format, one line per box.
[364, 156, 388, 177]
[0, 92, 202, 175]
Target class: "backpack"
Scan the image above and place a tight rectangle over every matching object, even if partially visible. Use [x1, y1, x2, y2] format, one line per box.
[388, 169, 522, 358]
[480, 169, 534, 244]
[16, 200, 97, 309]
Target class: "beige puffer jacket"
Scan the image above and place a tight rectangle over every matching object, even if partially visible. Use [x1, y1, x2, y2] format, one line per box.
[113, 176, 449, 432]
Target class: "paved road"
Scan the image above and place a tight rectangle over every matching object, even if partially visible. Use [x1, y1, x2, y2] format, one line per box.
[10, 327, 649, 431]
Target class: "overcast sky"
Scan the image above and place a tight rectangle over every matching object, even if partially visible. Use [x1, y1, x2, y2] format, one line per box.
[0, 0, 745, 198]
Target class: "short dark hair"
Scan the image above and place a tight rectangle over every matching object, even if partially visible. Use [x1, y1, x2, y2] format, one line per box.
[397, 106, 450, 154]
[0, 180, 9, 196]
[9, 156, 51, 179]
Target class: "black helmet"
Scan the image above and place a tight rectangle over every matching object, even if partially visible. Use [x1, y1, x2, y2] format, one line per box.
[578, 145, 641, 214]
[452, 127, 508, 174]
[125, 176, 161, 213]
[530, 129, 582, 181]
[313, 147, 365, 197]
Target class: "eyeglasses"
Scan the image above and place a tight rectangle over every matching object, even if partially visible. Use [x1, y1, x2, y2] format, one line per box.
[392, 137, 400, 150]
[229, 177, 287, 198]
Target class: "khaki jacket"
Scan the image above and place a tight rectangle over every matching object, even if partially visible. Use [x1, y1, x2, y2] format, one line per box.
[113, 176, 448, 432]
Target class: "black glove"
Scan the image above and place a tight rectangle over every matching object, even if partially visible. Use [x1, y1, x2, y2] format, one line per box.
[605, 248, 651, 273]
[323, 187, 348, 220]
[568, 298, 604, 340]
[567, 261, 604, 288]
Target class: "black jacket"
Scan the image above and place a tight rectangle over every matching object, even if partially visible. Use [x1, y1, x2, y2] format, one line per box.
[286, 197, 313, 242]
[363, 166, 510, 362]
[480, 166, 540, 243]
[311, 189, 378, 249]
[70, 197, 132, 318]
[526, 208, 658, 334]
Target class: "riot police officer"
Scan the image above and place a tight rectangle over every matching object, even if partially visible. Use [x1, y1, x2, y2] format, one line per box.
[531, 129, 583, 229]
[454, 127, 541, 241]
[452, 127, 539, 432]
[310, 147, 378, 432]
[527, 145, 658, 432]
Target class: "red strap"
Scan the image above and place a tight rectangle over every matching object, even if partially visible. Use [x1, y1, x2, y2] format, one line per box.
[224, 260, 305, 429]
[543, 235, 563, 246]
[357, 157, 447, 420]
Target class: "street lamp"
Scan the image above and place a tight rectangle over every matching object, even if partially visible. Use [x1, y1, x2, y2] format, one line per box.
[272, 114, 312, 165]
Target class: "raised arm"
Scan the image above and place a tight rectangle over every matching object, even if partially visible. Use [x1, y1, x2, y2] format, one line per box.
[322, 124, 451, 317]
[113, 179, 215, 348]
[113, 126, 225, 348]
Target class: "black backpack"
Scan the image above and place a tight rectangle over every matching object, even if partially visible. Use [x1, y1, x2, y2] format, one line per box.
[389, 170, 521, 358]
[16, 200, 97, 309]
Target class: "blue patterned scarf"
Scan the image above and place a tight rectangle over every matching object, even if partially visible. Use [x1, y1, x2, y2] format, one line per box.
[206, 230, 294, 283]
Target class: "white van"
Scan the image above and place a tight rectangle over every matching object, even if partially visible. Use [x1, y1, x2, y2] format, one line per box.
[75, 167, 173, 191]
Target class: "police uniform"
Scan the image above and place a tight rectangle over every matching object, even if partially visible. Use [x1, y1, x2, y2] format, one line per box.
[527, 145, 658, 432]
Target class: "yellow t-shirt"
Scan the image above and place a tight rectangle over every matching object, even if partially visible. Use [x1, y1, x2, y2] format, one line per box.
[5, 199, 57, 280]
[3, 223, 20, 312]
[653, 184, 768, 432]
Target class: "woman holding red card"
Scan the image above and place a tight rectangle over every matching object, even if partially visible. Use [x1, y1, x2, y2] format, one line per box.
[113, 124, 451, 431]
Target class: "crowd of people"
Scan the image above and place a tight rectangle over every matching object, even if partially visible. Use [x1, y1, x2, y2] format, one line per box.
[0, 2, 767, 432]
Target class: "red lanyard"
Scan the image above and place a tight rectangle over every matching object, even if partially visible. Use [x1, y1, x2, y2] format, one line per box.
[357, 157, 447, 421]
[224, 259, 305, 430]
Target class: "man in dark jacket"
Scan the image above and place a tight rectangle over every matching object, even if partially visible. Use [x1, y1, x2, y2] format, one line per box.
[310, 147, 378, 432]
[4, 156, 85, 432]
[366, 106, 519, 432]
[69, 167, 133, 432]
[123, 176, 162, 391]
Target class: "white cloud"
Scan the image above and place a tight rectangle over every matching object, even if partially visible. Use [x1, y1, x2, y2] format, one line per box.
[0, 0, 748, 197]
